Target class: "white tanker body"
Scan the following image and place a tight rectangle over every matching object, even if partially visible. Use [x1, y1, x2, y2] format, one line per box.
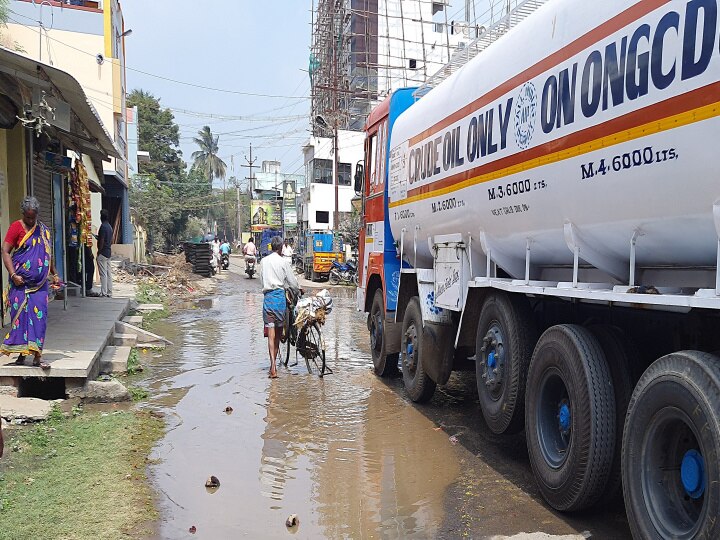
[357, 1, 720, 538]
[389, 0, 720, 285]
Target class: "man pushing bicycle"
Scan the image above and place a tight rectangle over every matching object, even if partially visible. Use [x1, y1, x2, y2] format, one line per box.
[260, 236, 300, 378]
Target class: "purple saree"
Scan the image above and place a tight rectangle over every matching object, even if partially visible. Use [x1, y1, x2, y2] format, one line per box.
[1, 223, 51, 356]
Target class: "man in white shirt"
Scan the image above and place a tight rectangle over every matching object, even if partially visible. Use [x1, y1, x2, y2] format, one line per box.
[281, 239, 294, 263]
[261, 236, 300, 378]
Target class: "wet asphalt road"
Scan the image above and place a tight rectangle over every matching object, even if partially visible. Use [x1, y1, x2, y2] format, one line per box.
[140, 261, 632, 539]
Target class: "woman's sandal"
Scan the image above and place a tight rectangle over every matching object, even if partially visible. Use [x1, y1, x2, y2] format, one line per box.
[12, 354, 26, 365]
[32, 357, 51, 370]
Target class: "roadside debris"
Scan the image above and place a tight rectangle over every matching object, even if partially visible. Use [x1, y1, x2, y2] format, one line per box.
[285, 514, 299, 528]
[224, 406, 233, 414]
[205, 475, 220, 489]
[188, 526, 197, 534]
[114, 252, 215, 303]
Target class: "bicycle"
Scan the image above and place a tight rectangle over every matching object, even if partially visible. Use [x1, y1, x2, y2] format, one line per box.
[279, 289, 332, 377]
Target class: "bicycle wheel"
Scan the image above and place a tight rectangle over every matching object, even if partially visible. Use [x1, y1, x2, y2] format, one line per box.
[303, 323, 327, 377]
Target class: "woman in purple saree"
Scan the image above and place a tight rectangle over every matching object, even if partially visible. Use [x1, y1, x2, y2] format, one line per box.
[1, 196, 59, 369]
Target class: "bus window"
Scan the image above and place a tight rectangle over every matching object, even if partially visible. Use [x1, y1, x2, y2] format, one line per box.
[367, 134, 377, 195]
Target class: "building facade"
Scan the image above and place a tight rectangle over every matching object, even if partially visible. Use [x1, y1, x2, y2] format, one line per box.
[7, 0, 131, 245]
[300, 130, 364, 231]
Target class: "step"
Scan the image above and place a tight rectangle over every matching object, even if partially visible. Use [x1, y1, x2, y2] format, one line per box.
[99, 346, 132, 375]
[123, 315, 144, 325]
[113, 333, 137, 347]
[114, 321, 172, 348]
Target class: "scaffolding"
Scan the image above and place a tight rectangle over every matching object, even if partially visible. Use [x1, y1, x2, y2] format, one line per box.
[310, 0, 544, 134]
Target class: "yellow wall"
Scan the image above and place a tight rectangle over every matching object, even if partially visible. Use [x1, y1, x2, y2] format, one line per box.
[6, 124, 27, 224]
[0, 130, 8, 238]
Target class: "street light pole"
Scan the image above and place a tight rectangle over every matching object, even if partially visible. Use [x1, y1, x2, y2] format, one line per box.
[333, 123, 339, 230]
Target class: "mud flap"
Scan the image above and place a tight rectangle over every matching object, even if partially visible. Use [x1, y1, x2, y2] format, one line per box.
[422, 322, 455, 385]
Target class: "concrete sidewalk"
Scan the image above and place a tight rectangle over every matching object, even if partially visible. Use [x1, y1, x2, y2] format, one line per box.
[0, 295, 130, 380]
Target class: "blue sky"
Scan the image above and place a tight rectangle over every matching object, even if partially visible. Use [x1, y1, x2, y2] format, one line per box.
[121, 0, 313, 186]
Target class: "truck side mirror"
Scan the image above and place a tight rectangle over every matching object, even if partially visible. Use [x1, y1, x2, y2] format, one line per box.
[354, 163, 364, 194]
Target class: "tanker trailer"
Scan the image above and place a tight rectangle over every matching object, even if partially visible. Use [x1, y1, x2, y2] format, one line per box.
[356, 0, 720, 537]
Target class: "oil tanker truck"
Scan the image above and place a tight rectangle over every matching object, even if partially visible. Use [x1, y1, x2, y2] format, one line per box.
[355, 0, 720, 537]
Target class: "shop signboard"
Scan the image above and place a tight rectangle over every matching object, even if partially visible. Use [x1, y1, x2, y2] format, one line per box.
[283, 180, 297, 229]
[251, 200, 281, 232]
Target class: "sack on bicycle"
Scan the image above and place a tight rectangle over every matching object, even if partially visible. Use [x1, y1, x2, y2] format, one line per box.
[294, 289, 333, 327]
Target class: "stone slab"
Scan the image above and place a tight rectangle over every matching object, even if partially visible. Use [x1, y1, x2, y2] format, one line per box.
[123, 315, 144, 325]
[0, 395, 53, 421]
[0, 297, 130, 379]
[113, 333, 137, 347]
[115, 321, 173, 345]
[135, 303, 165, 312]
[99, 346, 131, 374]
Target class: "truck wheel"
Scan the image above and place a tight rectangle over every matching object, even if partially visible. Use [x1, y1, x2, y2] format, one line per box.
[475, 292, 535, 435]
[526, 324, 615, 511]
[588, 325, 634, 504]
[369, 290, 398, 377]
[401, 297, 436, 403]
[622, 351, 720, 540]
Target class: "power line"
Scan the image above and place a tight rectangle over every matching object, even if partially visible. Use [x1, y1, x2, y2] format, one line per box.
[7, 11, 311, 100]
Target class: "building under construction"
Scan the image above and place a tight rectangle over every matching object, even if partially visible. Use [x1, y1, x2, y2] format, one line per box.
[309, 0, 528, 135]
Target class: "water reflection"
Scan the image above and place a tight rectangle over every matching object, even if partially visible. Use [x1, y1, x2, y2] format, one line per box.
[259, 294, 459, 538]
[146, 277, 461, 538]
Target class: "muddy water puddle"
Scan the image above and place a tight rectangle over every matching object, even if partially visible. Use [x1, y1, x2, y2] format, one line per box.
[144, 281, 461, 539]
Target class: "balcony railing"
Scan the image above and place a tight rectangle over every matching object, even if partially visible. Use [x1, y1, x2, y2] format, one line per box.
[16, 0, 103, 12]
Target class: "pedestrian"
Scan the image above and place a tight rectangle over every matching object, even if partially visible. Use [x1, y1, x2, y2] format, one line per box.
[211, 236, 221, 273]
[96, 209, 113, 298]
[1, 196, 59, 369]
[281, 239, 294, 264]
[84, 244, 98, 297]
[260, 236, 300, 378]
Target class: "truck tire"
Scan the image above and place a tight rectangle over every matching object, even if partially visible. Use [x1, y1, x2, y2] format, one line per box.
[588, 325, 634, 505]
[526, 324, 615, 511]
[369, 290, 398, 377]
[475, 292, 535, 435]
[622, 351, 720, 540]
[401, 297, 437, 403]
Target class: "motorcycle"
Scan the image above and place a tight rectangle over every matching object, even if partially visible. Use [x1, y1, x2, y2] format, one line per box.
[221, 252, 230, 270]
[245, 256, 256, 279]
[329, 259, 358, 286]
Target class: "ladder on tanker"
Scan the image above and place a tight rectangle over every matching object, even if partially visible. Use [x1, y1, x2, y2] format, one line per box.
[413, 0, 551, 99]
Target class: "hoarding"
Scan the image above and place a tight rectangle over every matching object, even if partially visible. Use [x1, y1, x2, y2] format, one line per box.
[251, 200, 282, 232]
[283, 180, 297, 229]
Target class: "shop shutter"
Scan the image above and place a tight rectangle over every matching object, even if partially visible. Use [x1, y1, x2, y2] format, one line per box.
[32, 162, 54, 248]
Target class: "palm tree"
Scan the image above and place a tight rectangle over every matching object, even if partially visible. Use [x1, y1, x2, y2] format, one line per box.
[191, 126, 227, 234]
[191, 126, 227, 184]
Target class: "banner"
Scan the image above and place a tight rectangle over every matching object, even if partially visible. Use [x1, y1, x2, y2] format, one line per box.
[251, 200, 282, 232]
[283, 180, 297, 229]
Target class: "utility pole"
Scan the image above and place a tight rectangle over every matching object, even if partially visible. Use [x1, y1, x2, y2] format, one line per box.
[241, 143, 258, 240]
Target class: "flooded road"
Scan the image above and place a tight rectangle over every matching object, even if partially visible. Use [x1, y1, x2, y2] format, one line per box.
[142, 267, 631, 539]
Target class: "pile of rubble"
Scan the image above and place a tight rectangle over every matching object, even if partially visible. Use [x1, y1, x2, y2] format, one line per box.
[113, 252, 215, 301]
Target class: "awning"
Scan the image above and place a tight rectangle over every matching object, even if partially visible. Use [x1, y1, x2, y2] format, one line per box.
[0, 46, 121, 161]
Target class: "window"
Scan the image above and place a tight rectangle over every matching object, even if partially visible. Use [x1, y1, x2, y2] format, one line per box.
[367, 134, 377, 190]
[338, 163, 351, 186]
[316, 211, 330, 224]
[408, 59, 417, 70]
[312, 159, 333, 184]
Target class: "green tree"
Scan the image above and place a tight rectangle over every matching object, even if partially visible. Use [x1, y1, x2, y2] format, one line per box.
[127, 90, 184, 185]
[129, 174, 179, 252]
[191, 126, 227, 187]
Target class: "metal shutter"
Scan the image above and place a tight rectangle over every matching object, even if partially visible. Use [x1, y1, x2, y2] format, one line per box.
[31, 162, 54, 247]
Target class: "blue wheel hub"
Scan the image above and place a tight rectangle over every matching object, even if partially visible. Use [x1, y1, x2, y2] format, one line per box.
[487, 351, 497, 369]
[681, 449, 705, 499]
[558, 402, 571, 434]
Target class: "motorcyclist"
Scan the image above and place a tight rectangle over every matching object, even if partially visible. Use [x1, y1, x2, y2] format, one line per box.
[243, 237, 257, 265]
